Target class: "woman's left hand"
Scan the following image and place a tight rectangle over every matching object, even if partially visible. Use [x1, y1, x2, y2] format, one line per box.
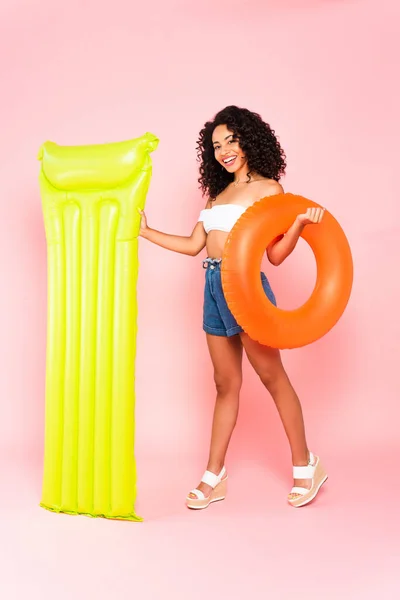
[296, 207, 325, 227]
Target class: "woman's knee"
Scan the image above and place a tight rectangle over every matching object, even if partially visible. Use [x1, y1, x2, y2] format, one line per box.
[213, 371, 242, 396]
[257, 364, 287, 392]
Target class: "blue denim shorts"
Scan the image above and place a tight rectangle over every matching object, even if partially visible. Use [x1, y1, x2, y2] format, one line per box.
[203, 258, 277, 337]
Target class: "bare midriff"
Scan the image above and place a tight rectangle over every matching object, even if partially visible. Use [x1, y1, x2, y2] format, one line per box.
[206, 230, 230, 260]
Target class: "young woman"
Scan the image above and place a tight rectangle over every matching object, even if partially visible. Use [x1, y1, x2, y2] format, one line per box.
[139, 105, 327, 509]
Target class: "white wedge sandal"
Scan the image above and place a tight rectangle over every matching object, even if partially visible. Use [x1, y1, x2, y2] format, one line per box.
[288, 452, 328, 508]
[186, 467, 228, 510]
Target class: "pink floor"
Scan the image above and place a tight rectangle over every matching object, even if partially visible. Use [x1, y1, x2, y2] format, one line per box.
[2, 447, 398, 600]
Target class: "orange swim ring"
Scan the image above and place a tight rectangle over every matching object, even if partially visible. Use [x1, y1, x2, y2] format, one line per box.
[221, 193, 353, 349]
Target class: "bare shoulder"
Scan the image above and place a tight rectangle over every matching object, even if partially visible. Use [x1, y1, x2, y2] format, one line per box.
[205, 198, 214, 209]
[259, 179, 284, 197]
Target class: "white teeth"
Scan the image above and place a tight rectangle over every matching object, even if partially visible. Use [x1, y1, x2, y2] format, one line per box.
[223, 156, 236, 164]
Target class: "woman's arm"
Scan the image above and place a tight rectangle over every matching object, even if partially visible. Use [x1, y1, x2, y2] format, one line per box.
[267, 219, 305, 266]
[138, 202, 210, 257]
[267, 207, 325, 266]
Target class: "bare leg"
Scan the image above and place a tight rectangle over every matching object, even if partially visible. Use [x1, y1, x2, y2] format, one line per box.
[240, 333, 315, 499]
[188, 333, 243, 499]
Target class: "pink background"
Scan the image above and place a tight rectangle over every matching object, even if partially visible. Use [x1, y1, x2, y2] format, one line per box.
[1, 0, 399, 598]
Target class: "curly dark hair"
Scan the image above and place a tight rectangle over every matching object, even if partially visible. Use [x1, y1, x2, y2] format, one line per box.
[196, 105, 286, 199]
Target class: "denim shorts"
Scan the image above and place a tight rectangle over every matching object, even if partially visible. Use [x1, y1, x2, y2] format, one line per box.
[203, 258, 277, 337]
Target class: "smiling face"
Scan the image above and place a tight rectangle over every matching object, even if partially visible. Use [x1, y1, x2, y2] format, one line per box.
[212, 124, 247, 174]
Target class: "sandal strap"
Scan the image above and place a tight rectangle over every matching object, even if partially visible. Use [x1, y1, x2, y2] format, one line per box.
[290, 486, 309, 496]
[293, 464, 315, 479]
[201, 466, 226, 488]
[292, 453, 317, 480]
[189, 489, 205, 500]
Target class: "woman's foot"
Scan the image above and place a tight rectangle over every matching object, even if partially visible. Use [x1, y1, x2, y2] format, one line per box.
[288, 452, 328, 507]
[187, 481, 213, 501]
[288, 452, 316, 501]
[186, 466, 228, 510]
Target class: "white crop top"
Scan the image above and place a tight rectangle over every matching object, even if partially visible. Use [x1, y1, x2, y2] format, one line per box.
[198, 204, 247, 234]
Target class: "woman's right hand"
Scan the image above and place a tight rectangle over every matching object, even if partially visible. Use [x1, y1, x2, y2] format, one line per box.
[136, 209, 206, 256]
[138, 209, 148, 237]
